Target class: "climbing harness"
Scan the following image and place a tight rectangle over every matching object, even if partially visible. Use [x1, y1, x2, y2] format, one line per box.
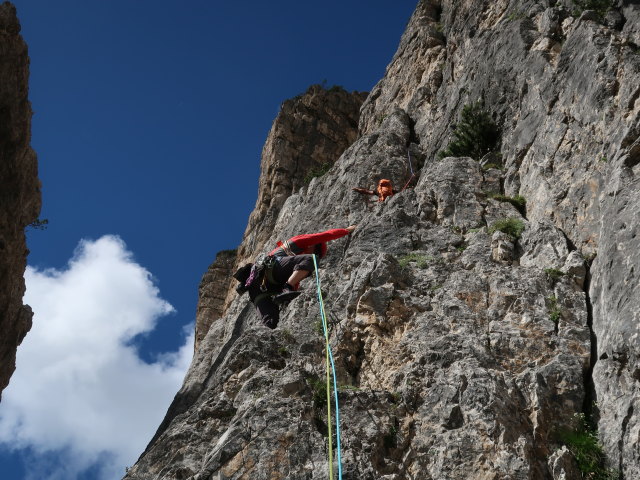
[234, 254, 279, 300]
[245, 255, 276, 291]
[401, 148, 416, 192]
[274, 239, 302, 257]
[312, 254, 343, 480]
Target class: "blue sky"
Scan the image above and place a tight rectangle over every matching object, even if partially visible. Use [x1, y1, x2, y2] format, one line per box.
[0, 1, 416, 479]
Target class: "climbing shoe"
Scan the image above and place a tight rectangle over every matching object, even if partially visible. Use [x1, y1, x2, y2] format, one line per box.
[273, 290, 301, 305]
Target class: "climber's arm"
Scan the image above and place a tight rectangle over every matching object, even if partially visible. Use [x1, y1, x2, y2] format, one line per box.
[289, 227, 354, 249]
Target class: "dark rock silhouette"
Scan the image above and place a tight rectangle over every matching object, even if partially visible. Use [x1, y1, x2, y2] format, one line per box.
[0, 2, 40, 401]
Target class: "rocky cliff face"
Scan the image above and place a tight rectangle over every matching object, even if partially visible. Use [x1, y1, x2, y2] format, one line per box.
[127, 1, 640, 478]
[0, 2, 40, 401]
[194, 85, 366, 350]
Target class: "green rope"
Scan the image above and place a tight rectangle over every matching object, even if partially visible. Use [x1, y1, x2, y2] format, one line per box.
[312, 254, 342, 480]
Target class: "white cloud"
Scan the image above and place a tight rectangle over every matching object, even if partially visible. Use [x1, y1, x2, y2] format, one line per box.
[0, 235, 194, 480]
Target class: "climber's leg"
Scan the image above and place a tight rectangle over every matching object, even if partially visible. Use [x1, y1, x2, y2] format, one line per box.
[286, 268, 310, 287]
[254, 296, 279, 329]
[273, 254, 314, 287]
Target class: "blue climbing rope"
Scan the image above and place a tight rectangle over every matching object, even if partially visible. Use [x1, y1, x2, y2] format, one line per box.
[312, 254, 343, 480]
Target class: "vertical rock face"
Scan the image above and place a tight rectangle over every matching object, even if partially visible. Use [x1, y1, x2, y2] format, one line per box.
[127, 1, 640, 479]
[237, 85, 367, 268]
[363, 1, 640, 475]
[0, 2, 40, 400]
[194, 250, 237, 350]
[193, 85, 366, 350]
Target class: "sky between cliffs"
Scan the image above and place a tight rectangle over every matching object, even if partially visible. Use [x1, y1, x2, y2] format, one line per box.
[0, 1, 417, 479]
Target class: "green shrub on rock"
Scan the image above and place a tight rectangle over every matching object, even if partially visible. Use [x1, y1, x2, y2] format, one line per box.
[486, 192, 527, 215]
[304, 162, 333, 184]
[547, 295, 562, 326]
[488, 218, 525, 239]
[438, 100, 500, 160]
[557, 413, 618, 480]
[28, 218, 49, 230]
[570, 0, 613, 20]
[328, 85, 346, 94]
[544, 268, 566, 282]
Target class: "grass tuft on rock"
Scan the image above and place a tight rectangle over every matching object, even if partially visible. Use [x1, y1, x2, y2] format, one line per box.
[547, 295, 562, 326]
[383, 425, 398, 449]
[545, 268, 566, 282]
[486, 192, 527, 215]
[570, 0, 613, 19]
[488, 218, 525, 239]
[557, 413, 618, 480]
[398, 253, 433, 268]
[306, 375, 327, 409]
[481, 162, 504, 171]
[304, 162, 333, 184]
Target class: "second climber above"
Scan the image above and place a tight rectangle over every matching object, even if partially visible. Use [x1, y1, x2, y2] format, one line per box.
[352, 178, 398, 202]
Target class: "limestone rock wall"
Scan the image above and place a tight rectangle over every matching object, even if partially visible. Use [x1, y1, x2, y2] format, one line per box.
[359, 0, 640, 476]
[193, 85, 366, 350]
[0, 2, 40, 401]
[127, 112, 592, 480]
[194, 250, 237, 350]
[127, 1, 640, 478]
[236, 85, 366, 269]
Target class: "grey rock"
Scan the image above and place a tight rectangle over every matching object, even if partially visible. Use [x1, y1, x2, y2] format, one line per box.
[127, 0, 640, 478]
[537, 8, 562, 39]
[621, 1, 640, 44]
[491, 231, 515, 264]
[127, 129, 592, 479]
[548, 446, 581, 480]
[194, 249, 237, 350]
[519, 221, 569, 270]
[417, 157, 485, 231]
[561, 251, 586, 288]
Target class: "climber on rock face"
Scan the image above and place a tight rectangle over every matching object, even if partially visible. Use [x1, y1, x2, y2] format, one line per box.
[352, 178, 398, 202]
[237, 226, 356, 329]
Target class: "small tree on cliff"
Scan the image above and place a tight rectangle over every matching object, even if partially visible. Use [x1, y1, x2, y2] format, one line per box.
[438, 100, 499, 161]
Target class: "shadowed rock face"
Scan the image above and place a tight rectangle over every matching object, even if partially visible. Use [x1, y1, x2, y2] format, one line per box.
[127, 1, 640, 479]
[194, 249, 237, 350]
[0, 2, 40, 401]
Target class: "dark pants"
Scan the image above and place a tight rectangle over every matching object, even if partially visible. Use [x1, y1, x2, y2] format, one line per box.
[248, 254, 314, 329]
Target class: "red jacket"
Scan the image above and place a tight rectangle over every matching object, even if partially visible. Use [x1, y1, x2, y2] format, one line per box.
[269, 228, 351, 257]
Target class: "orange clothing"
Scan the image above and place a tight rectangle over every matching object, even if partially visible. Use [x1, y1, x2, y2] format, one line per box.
[353, 179, 397, 202]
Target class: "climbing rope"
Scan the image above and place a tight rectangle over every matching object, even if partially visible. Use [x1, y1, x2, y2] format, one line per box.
[401, 148, 416, 191]
[312, 254, 343, 480]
